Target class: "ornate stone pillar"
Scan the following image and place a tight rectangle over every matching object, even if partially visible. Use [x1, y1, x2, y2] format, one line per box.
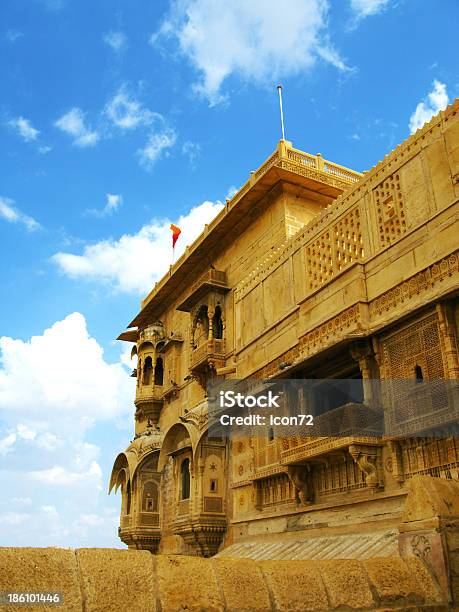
[436, 302, 459, 379]
[207, 308, 215, 341]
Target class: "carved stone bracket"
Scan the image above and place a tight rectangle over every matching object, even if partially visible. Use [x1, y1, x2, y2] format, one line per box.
[349, 444, 383, 490]
[287, 464, 314, 504]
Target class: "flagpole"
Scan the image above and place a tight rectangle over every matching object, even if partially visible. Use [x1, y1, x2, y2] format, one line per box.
[277, 84, 285, 141]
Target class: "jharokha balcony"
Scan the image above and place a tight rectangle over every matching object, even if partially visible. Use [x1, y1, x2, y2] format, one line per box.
[190, 338, 226, 370]
[189, 338, 226, 389]
[135, 384, 165, 404]
[134, 384, 165, 424]
[177, 269, 229, 313]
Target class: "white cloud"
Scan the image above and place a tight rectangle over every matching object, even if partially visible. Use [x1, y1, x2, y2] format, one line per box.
[0, 196, 40, 232]
[0, 314, 133, 548]
[152, 0, 348, 104]
[0, 433, 16, 456]
[38, 145, 52, 154]
[409, 80, 449, 134]
[17, 423, 36, 441]
[138, 128, 177, 169]
[87, 193, 123, 217]
[350, 0, 389, 19]
[182, 140, 201, 164]
[54, 107, 99, 147]
[52, 200, 224, 294]
[0, 512, 30, 525]
[103, 31, 127, 52]
[40, 505, 59, 518]
[8, 116, 39, 142]
[104, 87, 158, 130]
[5, 29, 23, 43]
[0, 312, 134, 429]
[29, 461, 102, 486]
[12, 497, 32, 506]
[105, 193, 122, 213]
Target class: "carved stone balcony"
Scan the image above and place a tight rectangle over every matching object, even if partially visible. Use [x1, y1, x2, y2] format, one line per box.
[172, 508, 227, 557]
[134, 384, 165, 424]
[177, 269, 229, 312]
[119, 517, 161, 553]
[189, 339, 226, 389]
[135, 384, 165, 405]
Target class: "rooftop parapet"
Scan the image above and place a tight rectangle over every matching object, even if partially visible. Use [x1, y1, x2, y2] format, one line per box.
[124, 141, 362, 330]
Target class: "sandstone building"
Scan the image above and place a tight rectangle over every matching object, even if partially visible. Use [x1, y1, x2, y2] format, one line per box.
[110, 100, 459, 599]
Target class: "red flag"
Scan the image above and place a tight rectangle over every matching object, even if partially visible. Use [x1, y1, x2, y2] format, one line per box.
[170, 223, 181, 248]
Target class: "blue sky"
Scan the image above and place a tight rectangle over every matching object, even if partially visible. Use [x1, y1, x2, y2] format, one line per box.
[0, 0, 457, 547]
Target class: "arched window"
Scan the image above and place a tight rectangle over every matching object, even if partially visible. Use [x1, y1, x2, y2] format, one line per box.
[154, 357, 164, 386]
[126, 481, 131, 514]
[194, 306, 209, 347]
[415, 364, 424, 382]
[143, 356, 153, 385]
[213, 306, 223, 340]
[180, 458, 190, 500]
[142, 481, 158, 512]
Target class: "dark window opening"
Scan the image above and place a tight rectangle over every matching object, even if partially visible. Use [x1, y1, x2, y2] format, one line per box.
[126, 481, 131, 515]
[210, 479, 217, 493]
[213, 306, 223, 340]
[143, 356, 153, 385]
[415, 364, 424, 382]
[180, 458, 190, 500]
[268, 427, 275, 442]
[154, 357, 164, 386]
[194, 306, 209, 347]
[311, 376, 364, 416]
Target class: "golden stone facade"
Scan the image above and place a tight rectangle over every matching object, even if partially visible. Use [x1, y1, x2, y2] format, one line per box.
[110, 100, 459, 599]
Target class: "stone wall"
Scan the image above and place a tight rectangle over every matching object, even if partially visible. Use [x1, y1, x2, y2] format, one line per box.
[0, 547, 447, 611]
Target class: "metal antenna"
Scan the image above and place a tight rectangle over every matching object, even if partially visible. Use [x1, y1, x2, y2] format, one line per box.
[277, 84, 285, 141]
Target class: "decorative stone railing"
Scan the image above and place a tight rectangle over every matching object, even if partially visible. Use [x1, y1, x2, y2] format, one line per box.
[190, 339, 226, 369]
[135, 384, 164, 403]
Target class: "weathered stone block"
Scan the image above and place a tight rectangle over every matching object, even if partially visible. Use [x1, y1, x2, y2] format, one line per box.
[259, 559, 329, 611]
[0, 548, 81, 611]
[212, 557, 271, 612]
[76, 548, 157, 612]
[156, 555, 224, 612]
[364, 556, 425, 605]
[402, 475, 459, 523]
[318, 558, 374, 609]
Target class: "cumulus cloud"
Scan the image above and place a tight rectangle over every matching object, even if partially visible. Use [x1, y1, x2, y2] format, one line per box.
[138, 128, 177, 169]
[54, 107, 99, 147]
[53, 200, 224, 294]
[104, 87, 158, 130]
[29, 461, 102, 487]
[0, 196, 40, 231]
[350, 0, 389, 19]
[409, 80, 449, 134]
[151, 0, 348, 104]
[103, 30, 127, 52]
[8, 116, 39, 141]
[0, 312, 134, 430]
[0, 313, 134, 547]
